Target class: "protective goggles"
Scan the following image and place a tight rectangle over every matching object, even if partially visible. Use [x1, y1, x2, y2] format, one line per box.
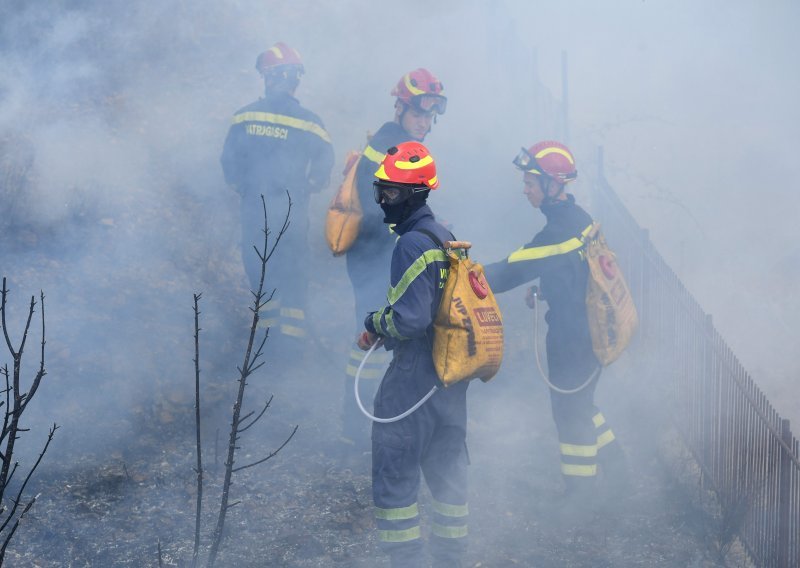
[373, 181, 427, 205]
[512, 147, 541, 173]
[410, 94, 447, 115]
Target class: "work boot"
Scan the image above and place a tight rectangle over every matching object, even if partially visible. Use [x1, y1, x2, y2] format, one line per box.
[553, 479, 599, 528]
[597, 442, 632, 513]
[598, 443, 630, 493]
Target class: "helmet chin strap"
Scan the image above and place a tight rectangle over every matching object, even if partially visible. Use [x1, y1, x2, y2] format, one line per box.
[541, 176, 565, 205]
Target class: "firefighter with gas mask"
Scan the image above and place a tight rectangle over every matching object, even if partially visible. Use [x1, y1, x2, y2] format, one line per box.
[484, 141, 627, 516]
[358, 142, 469, 568]
[220, 42, 334, 353]
[340, 69, 447, 453]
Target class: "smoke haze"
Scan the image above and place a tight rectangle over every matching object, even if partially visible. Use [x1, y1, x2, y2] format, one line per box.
[1, 0, 797, 564]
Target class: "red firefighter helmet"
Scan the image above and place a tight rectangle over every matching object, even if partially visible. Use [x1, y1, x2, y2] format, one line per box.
[255, 42, 304, 75]
[374, 141, 439, 190]
[513, 140, 577, 184]
[391, 68, 447, 115]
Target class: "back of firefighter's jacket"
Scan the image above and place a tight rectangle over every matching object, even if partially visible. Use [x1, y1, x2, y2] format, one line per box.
[220, 91, 334, 202]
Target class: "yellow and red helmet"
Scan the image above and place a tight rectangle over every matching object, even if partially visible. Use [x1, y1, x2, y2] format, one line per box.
[255, 42, 304, 75]
[374, 141, 439, 190]
[513, 140, 577, 184]
[391, 68, 447, 115]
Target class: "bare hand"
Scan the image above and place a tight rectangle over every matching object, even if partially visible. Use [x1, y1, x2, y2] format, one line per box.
[525, 285, 538, 310]
[357, 331, 379, 351]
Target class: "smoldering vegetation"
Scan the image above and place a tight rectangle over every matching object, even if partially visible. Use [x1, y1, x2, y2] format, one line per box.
[0, 0, 796, 566]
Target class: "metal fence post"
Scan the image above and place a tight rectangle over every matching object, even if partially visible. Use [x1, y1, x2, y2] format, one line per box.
[779, 418, 791, 568]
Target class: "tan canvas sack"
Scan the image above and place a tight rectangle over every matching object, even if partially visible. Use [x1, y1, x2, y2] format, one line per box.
[325, 150, 362, 256]
[425, 237, 504, 385]
[583, 222, 638, 366]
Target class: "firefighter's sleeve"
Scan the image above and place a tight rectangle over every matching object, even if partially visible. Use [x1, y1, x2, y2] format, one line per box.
[305, 118, 334, 194]
[484, 254, 543, 294]
[366, 237, 447, 340]
[485, 237, 576, 293]
[353, 144, 389, 243]
[220, 122, 245, 192]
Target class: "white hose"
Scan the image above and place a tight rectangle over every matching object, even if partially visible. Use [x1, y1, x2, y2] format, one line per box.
[530, 290, 599, 394]
[354, 342, 438, 423]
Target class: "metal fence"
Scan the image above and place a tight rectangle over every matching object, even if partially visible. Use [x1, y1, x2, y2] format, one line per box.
[593, 147, 800, 568]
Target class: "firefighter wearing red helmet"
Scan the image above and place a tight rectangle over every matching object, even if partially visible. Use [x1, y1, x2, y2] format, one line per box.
[357, 142, 469, 568]
[220, 42, 333, 353]
[338, 69, 447, 456]
[485, 141, 627, 519]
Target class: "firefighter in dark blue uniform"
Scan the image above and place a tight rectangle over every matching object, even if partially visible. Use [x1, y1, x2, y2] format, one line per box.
[484, 141, 626, 509]
[220, 42, 334, 351]
[358, 142, 468, 567]
[341, 69, 448, 452]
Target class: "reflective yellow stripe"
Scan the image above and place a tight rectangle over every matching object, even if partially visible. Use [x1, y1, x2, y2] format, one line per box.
[261, 301, 280, 313]
[258, 318, 278, 328]
[597, 429, 616, 449]
[394, 155, 433, 170]
[387, 249, 448, 304]
[379, 526, 421, 543]
[349, 349, 390, 363]
[403, 73, 425, 96]
[561, 463, 597, 477]
[592, 412, 606, 428]
[363, 145, 385, 165]
[349, 349, 367, 362]
[432, 523, 468, 539]
[375, 503, 419, 521]
[507, 224, 593, 263]
[534, 146, 575, 164]
[372, 308, 385, 335]
[385, 311, 406, 340]
[232, 111, 331, 143]
[280, 324, 306, 338]
[432, 500, 468, 518]
[346, 364, 383, 379]
[280, 307, 305, 320]
[560, 443, 598, 458]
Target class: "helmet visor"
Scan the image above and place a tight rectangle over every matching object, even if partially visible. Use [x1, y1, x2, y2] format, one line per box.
[411, 94, 447, 115]
[512, 147, 540, 173]
[373, 181, 425, 205]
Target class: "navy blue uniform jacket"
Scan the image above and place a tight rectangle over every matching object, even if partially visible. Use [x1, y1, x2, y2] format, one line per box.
[484, 195, 599, 380]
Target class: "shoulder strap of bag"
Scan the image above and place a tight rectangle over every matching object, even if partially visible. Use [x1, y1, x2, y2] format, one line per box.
[414, 227, 444, 248]
[415, 228, 460, 252]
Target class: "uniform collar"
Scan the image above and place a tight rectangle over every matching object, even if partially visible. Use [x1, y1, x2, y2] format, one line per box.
[263, 91, 298, 104]
[392, 204, 433, 235]
[540, 193, 575, 219]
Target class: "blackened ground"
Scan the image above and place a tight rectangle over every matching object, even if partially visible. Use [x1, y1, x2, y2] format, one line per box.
[2, 208, 752, 568]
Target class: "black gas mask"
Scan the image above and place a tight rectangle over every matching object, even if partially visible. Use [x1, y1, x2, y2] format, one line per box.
[373, 181, 429, 224]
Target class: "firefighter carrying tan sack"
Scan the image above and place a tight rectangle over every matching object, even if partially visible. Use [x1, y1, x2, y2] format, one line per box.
[358, 142, 469, 568]
[339, 69, 448, 456]
[484, 141, 629, 521]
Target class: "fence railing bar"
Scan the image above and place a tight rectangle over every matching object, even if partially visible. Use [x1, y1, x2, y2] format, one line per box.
[594, 145, 799, 567]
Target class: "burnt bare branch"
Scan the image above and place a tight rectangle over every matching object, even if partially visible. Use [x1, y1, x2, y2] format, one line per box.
[0, 281, 56, 567]
[237, 396, 273, 433]
[0, 492, 37, 561]
[191, 293, 204, 568]
[0, 280, 15, 357]
[205, 193, 296, 568]
[232, 424, 298, 473]
[0, 425, 57, 536]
